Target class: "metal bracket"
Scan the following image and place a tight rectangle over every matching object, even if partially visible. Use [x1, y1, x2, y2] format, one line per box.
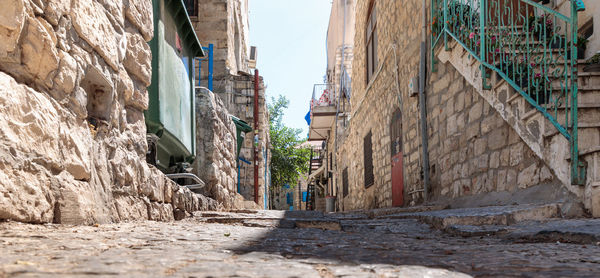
[572, 159, 587, 185]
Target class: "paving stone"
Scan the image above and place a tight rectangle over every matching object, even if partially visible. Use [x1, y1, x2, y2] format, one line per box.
[1, 210, 599, 277]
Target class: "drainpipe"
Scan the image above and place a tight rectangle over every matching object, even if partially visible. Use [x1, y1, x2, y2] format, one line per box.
[254, 69, 259, 204]
[419, 0, 430, 202]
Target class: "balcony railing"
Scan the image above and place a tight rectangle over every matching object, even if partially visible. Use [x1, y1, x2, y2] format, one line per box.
[311, 84, 336, 111]
[431, 0, 586, 184]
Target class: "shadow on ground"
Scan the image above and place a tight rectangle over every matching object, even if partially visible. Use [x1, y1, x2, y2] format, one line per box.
[219, 210, 600, 277]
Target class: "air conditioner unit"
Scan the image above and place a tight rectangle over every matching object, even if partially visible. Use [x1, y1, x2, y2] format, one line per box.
[248, 46, 257, 69]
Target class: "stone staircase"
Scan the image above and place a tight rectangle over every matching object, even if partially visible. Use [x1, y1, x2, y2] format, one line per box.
[436, 40, 600, 216]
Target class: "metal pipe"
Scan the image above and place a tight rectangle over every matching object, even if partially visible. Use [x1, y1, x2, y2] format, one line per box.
[253, 69, 259, 204]
[419, 0, 430, 202]
[208, 44, 214, 91]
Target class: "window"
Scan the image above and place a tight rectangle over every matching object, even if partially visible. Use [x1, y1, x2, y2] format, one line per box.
[364, 131, 374, 188]
[183, 0, 198, 17]
[366, 1, 378, 84]
[343, 167, 349, 197]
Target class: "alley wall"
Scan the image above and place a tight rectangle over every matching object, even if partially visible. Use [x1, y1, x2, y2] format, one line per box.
[0, 0, 211, 224]
[338, 0, 566, 211]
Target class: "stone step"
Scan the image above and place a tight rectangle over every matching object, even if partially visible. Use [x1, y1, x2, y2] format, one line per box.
[376, 204, 561, 230]
[445, 219, 600, 244]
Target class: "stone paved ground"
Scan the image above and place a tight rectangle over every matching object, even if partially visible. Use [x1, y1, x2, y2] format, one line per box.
[1, 210, 599, 278]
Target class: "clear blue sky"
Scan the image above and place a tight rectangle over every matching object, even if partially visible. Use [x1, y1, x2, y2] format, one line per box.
[249, 0, 332, 136]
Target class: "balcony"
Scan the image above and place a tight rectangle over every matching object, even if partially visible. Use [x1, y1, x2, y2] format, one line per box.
[308, 84, 337, 141]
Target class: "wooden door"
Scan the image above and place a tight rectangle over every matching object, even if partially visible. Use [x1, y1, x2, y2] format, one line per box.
[390, 108, 404, 207]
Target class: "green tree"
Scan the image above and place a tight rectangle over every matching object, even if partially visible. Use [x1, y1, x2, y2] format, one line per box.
[268, 95, 310, 189]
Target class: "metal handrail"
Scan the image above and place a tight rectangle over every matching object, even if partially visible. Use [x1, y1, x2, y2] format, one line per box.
[431, 0, 586, 184]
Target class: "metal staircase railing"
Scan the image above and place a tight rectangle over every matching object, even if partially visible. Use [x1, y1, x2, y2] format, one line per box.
[431, 0, 586, 185]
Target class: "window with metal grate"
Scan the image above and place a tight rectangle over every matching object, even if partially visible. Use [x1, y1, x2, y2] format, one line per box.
[343, 167, 349, 197]
[365, 1, 378, 84]
[364, 131, 374, 188]
[183, 0, 198, 17]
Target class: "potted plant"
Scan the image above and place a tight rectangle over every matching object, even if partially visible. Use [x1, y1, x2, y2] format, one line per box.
[583, 53, 600, 72]
[576, 35, 588, 59]
[529, 73, 548, 105]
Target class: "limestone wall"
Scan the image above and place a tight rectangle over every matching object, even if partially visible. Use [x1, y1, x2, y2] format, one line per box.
[426, 62, 562, 203]
[337, 0, 565, 211]
[194, 87, 242, 209]
[192, 0, 250, 86]
[0, 0, 210, 224]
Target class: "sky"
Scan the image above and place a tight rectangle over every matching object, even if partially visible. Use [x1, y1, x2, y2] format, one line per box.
[249, 0, 332, 137]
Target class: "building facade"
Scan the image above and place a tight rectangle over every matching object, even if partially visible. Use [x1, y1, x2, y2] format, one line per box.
[312, 0, 600, 216]
[187, 0, 271, 209]
[306, 0, 356, 212]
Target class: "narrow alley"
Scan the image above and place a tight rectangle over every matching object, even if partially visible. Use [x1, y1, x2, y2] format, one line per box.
[2, 0, 600, 277]
[2, 209, 600, 277]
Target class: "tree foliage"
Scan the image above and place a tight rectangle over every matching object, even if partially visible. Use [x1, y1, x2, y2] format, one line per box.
[268, 95, 310, 189]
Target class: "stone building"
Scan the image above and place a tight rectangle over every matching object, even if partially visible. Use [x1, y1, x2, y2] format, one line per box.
[316, 0, 600, 216]
[187, 0, 270, 209]
[306, 0, 355, 212]
[0, 0, 213, 224]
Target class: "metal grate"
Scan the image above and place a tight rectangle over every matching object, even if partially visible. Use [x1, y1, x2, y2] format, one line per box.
[364, 131, 374, 188]
[183, 0, 198, 17]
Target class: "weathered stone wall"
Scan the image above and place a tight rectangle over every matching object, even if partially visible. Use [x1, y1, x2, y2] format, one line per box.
[338, 0, 422, 211]
[190, 0, 269, 209]
[194, 87, 243, 209]
[0, 0, 210, 224]
[426, 62, 561, 202]
[192, 0, 250, 85]
[337, 0, 564, 211]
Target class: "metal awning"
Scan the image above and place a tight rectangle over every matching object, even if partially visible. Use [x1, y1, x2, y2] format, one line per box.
[308, 105, 336, 141]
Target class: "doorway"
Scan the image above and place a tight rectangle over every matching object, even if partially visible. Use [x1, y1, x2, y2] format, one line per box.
[390, 108, 404, 207]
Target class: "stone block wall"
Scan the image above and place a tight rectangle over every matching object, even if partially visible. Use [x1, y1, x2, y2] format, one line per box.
[191, 0, 250, 86]
[426, 62, 561, 202]
[0, 0, 210, 224]
[194, 87, 243, 209]
[337, 0, 422, 211]
[337, 0, 565, 211]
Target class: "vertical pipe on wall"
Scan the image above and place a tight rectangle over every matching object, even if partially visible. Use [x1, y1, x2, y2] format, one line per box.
[419, 0, 430, 202]
[208, 44, 214, 91]
[254, 69, 259, 204]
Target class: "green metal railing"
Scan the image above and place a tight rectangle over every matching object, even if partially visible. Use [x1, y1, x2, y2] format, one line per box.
[431, 0, 586, 185]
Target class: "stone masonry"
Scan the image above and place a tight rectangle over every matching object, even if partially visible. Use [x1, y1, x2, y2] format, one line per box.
[426, 62, 568, 205]
[0, 0, 210, 224]
[336, 0, 570, 212]
[194, 87, 245, 209]
[190, 0, 270, 209]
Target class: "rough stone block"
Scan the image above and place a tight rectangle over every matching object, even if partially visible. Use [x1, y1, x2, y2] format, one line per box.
[124, 32, 151, 86]
[468, 102, 483, 123]
[71, 0, 119, 70]
[125, 0, 154, 41]
[488, 126, 508, 150]
[510, 143, 524, 166]
[517, 164, 540, 189]
[43, 0, 72, 26]
[21, 17, 59, 87]
[0, 0, 26, 59]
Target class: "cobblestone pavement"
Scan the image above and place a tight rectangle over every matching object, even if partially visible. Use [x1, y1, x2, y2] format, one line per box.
[1, 210, 599, 277]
